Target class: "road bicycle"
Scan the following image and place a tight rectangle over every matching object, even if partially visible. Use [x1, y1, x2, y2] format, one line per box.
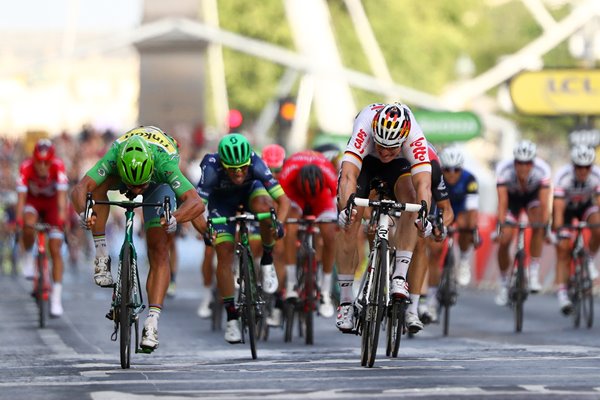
[348, 190, 423, 367]
[283, 216, 336, 345]
[207, 208, 278, 360]
[500, 221, 546, 333]
[29, 223, 52, 328]
[84, 192, 171, 369]
[562, 221, 598, 329]
[431, 212, 457, 337]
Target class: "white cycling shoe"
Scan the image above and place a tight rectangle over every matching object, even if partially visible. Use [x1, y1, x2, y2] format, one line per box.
[318, 293, 335, 318]
[495, 286, 509, 306]
[405, 312, 424, 334]
[140, 322, 159, 352]
[197, 296, 212, 319]
[261, 264, 279, 294]
[225, 319, 242, 343]
[94, 256, 114, 287]
[390, 277, 410, 299]
[335, 303, 355, 332]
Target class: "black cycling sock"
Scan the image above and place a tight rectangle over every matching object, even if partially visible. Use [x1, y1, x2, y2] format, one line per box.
[261, 245, 274, 265]
[223, 297, 238, 321]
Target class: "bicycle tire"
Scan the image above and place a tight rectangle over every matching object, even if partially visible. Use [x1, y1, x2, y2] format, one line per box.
[283, 300, 294, 342]
[386, 299, 405, 357]
[366, 239, 388, 367]
[439, 244, 455, 337]
[305, 248, 316, 345]
[514, 251, 525, 333]
[581, 257, 594, 328]
[119, 245, 132, 369]
[36, 253, 47, 328]
[240, 248, 258, 359]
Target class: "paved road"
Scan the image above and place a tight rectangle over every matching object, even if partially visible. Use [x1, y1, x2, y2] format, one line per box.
[2, 236, 600, 399]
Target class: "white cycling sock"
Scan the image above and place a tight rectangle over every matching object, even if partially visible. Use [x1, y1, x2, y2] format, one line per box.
[459, 247, 474, 262]
[93, 234, 108, 258]
[408, 294, 420, 314]
[338, 274, 354, 304]
[285, 264, 296, 291]
[393, 251, 412, 279]
[321, 272, 332, 294]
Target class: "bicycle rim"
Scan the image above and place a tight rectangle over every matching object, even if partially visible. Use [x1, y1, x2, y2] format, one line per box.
[119, 245, 132, 369]
[241, 249, 257, 359]
[367, 240, 388, 367]
[572, 261, 582, 328]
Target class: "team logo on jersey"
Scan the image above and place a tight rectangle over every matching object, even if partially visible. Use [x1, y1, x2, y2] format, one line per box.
[409, 138, 427, 162]
[172, 180, 181, 190]
[116, 131, 177, 155]
[98, 168, 106, 177]
[468, 181, 478, 192]
[353, 129, 368, 154]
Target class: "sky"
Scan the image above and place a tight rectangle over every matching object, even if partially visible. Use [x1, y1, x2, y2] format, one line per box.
[0, 0, 142, 30]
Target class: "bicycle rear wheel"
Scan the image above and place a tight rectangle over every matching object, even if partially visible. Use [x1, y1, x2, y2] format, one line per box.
[119, 245, 133, 369]
[386, 299, 405, 357]
[240, 248, 258, 359]
[439, 248, 455, 337]
[513, 251, 526, 333]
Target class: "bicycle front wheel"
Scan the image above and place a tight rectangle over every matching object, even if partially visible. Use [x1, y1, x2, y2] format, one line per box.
[36, 254, 48, 329]
[513, 251, 526, 333]
[386, 299, 405, 358]
[240, 248, 258, 359]
[580, 256, 594, 329]
[119, 245, 133, 369]
[365, 240, 388, 367]
[304, 248, 316, 345]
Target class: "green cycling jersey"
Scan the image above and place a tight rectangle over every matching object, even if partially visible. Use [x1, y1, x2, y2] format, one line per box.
[86, 130, 194, 198]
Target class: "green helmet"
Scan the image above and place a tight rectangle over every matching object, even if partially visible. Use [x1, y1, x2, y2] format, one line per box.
[218, 133, 252, 168]
[117, 134, 154, 185]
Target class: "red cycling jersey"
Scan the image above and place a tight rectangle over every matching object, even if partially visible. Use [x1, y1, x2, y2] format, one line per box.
[279, 150, 337, 216]
[17, 157, 68, 227]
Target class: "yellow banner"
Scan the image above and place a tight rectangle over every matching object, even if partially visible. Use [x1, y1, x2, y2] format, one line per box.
[509, 69, 600, 115]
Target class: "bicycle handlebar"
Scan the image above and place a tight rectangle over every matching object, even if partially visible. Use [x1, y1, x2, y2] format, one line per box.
[352, 196, 422, 212]
[85, 192, 172, 221]
[285, 217, 338, 225]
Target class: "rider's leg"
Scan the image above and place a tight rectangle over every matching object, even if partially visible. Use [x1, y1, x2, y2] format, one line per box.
[283, 206, 301, 298]
[89, 177, 118, 286]
[586, 211, 600, 279]
[251, 194, 279, 294]
[334, 206, 365, 304]
[318, 219, 337, 317]
[555, 237, 572, 314]
[21, 209, 37, 278]
[527, 206, 545, 290]
[391, 174, 418, 285]
[456, 211, 474, 286]
[48, 233, 64, 316]
[496, 223, 515, 305]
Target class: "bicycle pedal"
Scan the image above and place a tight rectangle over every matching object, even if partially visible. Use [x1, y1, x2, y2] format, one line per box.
[137, 346, 155, 354]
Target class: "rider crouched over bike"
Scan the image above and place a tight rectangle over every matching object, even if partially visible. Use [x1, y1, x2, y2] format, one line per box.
[71, 126, 204, 352]
[278, 150, 339, 318]
[336, 103, 432, 333]
[494, 140, 551, 305]
[193, 134, 290, 344]
[16, 139, 68, 317]
[552, 144, 600, 315]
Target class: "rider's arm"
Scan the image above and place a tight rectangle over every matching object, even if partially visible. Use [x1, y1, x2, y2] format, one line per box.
[437, 199, 454, 227]
[552, 197, 565, 231]
[275, 193, 291, 222]
[172, 188, 204, 223]
[337, 161, 360, 210]
[496, 185, 508, 225]
[70, 175, 99, 214]
[15, 191, 26, 226]
[57, 189, 67, 227]
[411, 171, 432, 211]
[538, 185, 551, 223]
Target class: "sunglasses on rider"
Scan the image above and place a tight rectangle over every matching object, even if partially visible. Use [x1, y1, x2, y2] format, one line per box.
[515, 160, 533, 166]
[442, 167, 462, 173]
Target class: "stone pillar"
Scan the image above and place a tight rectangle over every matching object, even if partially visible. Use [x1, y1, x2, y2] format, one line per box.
[134, 0, 206, 153]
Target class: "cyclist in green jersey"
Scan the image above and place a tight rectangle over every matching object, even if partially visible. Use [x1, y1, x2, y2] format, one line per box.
[71, 126, 204, 352]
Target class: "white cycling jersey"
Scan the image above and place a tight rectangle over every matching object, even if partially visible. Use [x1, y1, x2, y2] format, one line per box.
[341, 103, 431, 175]
[554, 164, 600, 207]
[495, 157, 551, 195]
